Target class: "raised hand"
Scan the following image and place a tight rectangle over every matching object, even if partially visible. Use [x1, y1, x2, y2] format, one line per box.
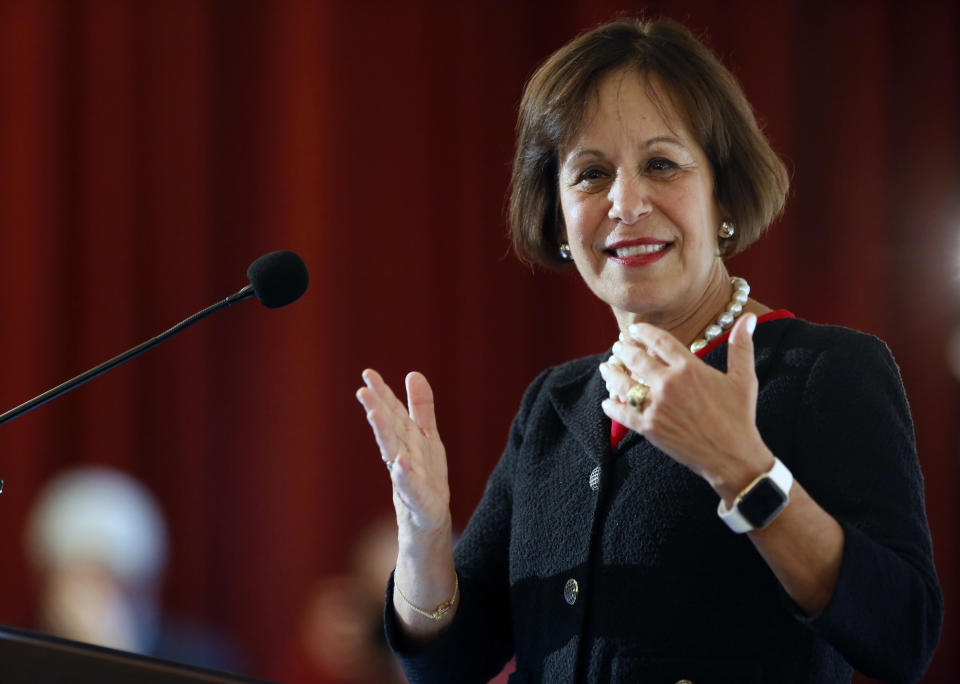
[356, 370, 458, 639]
[356, 370, 451, 535]
[599, 313, 774, 501]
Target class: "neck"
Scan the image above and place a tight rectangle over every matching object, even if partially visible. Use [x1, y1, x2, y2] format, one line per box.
[613, 261, 732, 347]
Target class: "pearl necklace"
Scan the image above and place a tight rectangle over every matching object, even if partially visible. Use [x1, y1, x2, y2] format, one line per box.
[689, 276, 750, 353]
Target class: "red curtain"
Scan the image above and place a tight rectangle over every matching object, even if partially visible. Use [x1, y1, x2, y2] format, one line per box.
[0, 1, 957, 681]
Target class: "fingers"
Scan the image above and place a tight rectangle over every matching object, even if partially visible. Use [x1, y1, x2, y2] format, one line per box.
[601, 394, 646, 430]
[611, 338, 667, 384]
[361, 369, 410, 425]
[356, 385, 406, 464]
[406, 372, 439, 436]
[625, 322, 688, 365]
[357, 369, 415, 463]
[356, 369, 438, 467]
[599, 356, 652, 407]
[726, 313, 758, 387]
[356, 370, 452, 534]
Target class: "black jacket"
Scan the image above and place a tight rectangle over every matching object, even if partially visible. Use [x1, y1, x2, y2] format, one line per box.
[386, 317, 943, 683]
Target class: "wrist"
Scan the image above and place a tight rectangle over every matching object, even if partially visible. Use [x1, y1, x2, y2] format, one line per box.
[705, 441, 776, 508]
[397, 514, 453, 561]
[717, 456, 794, 533]
[395, 570, 459, 622]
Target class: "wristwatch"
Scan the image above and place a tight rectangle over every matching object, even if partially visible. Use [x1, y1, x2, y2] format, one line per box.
[717, 457, 793, 533]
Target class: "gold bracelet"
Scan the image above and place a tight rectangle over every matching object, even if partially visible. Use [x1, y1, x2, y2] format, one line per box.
[395, 572, 458, 621]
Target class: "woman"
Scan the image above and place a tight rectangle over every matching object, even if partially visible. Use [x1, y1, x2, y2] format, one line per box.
[355, 18, 942, 684]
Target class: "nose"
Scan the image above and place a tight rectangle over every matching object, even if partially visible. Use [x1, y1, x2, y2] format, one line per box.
[607, 171, 651, 225]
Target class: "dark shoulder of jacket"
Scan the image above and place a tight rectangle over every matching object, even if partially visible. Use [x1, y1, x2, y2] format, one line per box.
[509, 353, 607, 443]
[771, 317, 900, 373]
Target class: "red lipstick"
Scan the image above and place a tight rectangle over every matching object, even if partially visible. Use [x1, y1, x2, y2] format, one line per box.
[605, 238, 672, 266]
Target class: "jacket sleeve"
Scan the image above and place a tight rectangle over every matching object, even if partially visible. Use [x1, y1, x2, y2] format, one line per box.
[384, 368, 552, 683]
[789, 334, 943, 683]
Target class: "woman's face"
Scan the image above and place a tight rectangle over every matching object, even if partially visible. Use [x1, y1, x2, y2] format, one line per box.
[558, 68, 726, 327]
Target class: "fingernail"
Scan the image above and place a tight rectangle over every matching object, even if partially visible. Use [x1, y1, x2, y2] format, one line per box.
[746, 313, 757, 336]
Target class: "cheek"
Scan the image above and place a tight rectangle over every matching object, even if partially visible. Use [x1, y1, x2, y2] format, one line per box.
[560, 193, 604, 243]
[668, 184, 718, 245]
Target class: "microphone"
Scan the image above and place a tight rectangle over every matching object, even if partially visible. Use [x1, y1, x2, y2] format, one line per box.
[0, 250, 309, 433]
[245, 249, 309, 308]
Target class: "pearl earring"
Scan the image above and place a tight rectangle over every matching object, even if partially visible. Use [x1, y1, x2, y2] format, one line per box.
[719, 221, 735, 239]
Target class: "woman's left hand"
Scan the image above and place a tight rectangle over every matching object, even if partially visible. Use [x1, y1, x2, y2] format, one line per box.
[599, 313, 773, 501]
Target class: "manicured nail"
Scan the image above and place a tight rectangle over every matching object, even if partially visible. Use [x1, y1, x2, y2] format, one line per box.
[746, 313, 757, 336]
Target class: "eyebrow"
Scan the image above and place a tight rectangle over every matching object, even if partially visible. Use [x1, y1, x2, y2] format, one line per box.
[643, 135, 685, 149]
[562, 136, 687, 165]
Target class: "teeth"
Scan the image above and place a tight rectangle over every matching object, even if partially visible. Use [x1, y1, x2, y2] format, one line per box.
[613, 243, 667, 257]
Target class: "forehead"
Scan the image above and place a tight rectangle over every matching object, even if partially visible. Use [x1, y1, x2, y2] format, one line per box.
[565, 68, 693, 151]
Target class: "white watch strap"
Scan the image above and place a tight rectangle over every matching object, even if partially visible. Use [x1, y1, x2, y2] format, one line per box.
[717, 457, 793, 533]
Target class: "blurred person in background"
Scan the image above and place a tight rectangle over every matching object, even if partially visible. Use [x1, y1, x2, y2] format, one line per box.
[278, 517, 408, 684]
[25, 465, 239, 671]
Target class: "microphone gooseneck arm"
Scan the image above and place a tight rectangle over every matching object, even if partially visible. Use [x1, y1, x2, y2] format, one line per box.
[0, 285, 255, 429]
[0, 248, 308, 494]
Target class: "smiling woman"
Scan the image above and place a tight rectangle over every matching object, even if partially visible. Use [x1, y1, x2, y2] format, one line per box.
[356, 17, 943, 684]
[509, 20, 788, 271]
[557, 69, 739, 334]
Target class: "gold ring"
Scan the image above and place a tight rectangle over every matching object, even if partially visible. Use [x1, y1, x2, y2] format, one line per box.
[626, 382, 649, 410]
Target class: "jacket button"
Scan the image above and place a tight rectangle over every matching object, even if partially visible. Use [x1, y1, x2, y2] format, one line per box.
[563, 578, 579, 605]
[589, 466, 601, 491]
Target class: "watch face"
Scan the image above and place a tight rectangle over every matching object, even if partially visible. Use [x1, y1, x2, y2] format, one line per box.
[738, 477, 788, 528]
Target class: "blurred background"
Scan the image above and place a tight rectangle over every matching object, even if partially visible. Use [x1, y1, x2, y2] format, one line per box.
[0, 0, 957, 682]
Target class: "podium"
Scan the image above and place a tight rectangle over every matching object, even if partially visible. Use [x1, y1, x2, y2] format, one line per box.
[0, 624, 276, 683]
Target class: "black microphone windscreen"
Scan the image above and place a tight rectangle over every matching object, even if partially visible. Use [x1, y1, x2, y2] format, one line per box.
[246, 250, 309, 308]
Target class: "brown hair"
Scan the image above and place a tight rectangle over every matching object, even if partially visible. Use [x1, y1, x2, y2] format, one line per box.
[508, 18, 789, 268]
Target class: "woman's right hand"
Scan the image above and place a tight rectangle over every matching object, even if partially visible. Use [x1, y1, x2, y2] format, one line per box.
[356, 370, 451, 537]
[357, 370, 458, 641]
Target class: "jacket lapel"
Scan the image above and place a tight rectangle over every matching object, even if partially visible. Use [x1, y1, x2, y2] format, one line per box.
[546, 359, 610, 465]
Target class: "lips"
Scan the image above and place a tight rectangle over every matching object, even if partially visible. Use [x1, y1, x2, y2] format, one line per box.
[605, 238, 673, 265]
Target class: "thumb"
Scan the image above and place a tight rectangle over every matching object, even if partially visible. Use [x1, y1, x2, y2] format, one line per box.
[726, 313, 758, 386]
[406, 371, 439, 435]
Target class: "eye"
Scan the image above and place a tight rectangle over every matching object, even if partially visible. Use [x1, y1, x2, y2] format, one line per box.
[646, 157, 678, 173]
[576, 166, 609, 184]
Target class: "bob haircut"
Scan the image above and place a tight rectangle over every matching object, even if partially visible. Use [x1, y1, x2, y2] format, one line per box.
[508, 18, 789, 268]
